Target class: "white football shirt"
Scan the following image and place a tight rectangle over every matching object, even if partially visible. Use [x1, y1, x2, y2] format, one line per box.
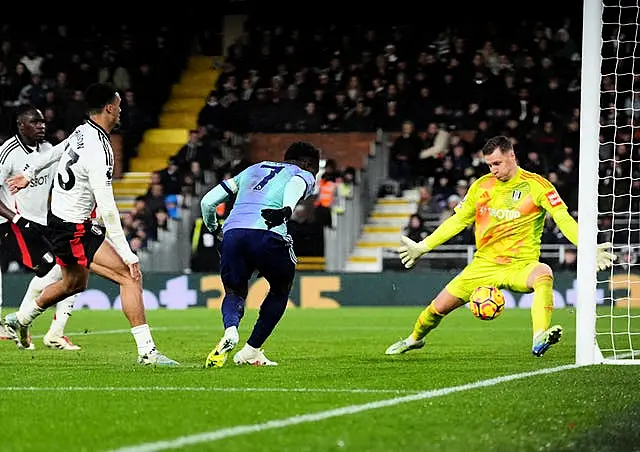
[0, 135, 55, 225]
[50, 119, 114, 223]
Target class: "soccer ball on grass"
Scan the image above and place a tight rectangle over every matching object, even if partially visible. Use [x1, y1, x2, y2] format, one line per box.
[469, 286, 505, 320]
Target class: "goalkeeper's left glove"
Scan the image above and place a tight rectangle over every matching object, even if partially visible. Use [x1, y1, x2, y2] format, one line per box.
[596, 242, 617, 271]
[261, 207, 292, 229]
[397, 236, 429, 269]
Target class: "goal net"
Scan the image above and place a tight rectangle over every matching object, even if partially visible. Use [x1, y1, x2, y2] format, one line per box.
[577, 0, 640, 365]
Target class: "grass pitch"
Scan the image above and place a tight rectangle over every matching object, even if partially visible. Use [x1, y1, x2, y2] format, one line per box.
[1, 307, 638, 452]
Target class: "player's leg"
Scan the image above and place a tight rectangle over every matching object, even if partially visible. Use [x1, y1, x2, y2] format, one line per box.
[89, 238, 178, 366]
[526, 263, 562, 356]
[0, 263, 9, 340]
[3, 223, 62, 348]
[503, 261, 562, 356]
[43, 294, 80, 351]
[206, 229, 253, 368]
[385, 259, 488, 355]
[233, 233, 296, 366]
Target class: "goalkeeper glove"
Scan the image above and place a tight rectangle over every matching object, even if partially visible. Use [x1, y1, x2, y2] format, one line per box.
[596, 242, 617, 271]
[397, 236, 429, 269]
[261, 207, 292, 229]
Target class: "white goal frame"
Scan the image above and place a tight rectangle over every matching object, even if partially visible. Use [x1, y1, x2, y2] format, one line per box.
[576, 0, 640, 365]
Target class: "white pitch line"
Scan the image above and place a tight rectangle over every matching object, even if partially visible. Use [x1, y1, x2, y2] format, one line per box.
[107, 363, 581, 452]
[0, 386, 414, 394]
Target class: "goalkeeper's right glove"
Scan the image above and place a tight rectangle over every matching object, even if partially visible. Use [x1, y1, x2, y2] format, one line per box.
[596, 242, 617, 271]
[397, 236, 429, 269]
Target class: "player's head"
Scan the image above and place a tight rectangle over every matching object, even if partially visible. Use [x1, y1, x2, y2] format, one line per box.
[16, 104, 45, 144]
[481, 135, 518, 182]
[85, 82, 121, 131]
[284, 141, 320, 175]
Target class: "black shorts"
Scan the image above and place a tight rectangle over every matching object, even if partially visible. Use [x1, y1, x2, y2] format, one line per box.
[47, 213, 106, 268]
[0, 220, 56, 277]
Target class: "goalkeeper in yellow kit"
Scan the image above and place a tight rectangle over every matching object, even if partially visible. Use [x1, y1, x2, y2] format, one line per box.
[385, 136, 617, 357]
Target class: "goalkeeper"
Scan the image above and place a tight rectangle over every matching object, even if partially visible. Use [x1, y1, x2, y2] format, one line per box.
[386, 136, 617, 357]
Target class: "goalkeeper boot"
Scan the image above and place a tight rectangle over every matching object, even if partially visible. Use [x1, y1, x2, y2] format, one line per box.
[233, 344, 278, 366]
[532, 325, 563, 357]
[3, 313, 33, 350]
[137, 348, 180, 367]
[205, 335, 238, 368]
[385, 337, 425, 355]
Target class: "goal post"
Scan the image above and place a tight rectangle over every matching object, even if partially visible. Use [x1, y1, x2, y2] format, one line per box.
[576, 0, 602, 366]
[577, 0, 640, 365]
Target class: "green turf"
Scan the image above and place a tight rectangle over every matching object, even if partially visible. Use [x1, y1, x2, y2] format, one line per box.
[1, 307, 638, 452]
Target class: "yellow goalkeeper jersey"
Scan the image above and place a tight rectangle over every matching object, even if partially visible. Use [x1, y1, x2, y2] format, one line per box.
[454, 168, 568, 264]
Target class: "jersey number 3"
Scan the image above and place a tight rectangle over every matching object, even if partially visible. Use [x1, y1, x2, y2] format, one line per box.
[253, 164, 284, 191]
[58, 147, 80, 191]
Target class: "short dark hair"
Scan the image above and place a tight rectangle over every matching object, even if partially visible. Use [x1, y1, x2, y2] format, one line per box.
[481, 136, 513, 155]
[85, 83, 118, 115]
[284, 141, 320, 167]
[15, 104, 40, 122]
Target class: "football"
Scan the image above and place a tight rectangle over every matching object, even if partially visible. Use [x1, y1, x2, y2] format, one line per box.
[469, 286, 505, 320]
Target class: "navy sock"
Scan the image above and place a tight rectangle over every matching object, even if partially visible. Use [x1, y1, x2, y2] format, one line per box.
[247, 291, 288, 348]
[221, 294, 245, 329]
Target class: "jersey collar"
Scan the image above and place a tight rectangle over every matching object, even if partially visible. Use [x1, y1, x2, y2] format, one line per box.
[86, 118, 110, 141]
[14, 134, 36, 154]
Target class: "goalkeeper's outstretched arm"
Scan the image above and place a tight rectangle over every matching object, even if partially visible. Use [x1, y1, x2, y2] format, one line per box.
[551, 209, 616, 271]
[397, 213, 471, 268]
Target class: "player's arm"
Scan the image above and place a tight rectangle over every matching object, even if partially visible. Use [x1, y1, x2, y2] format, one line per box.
[7, 141, 66, 193]
[261, 175, 307, 229]
[537, 178, 616, 270]
[200, 177, 238, 232]
[88, 159, 138, 265]
[0, 160, 28, 226]
[398, 184, 477, 269]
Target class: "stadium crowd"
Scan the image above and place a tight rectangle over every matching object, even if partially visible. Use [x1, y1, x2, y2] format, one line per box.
[1, 18, 638, 271]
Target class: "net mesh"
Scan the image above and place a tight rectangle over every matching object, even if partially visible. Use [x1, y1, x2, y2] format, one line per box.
[597, 0, 640, 360]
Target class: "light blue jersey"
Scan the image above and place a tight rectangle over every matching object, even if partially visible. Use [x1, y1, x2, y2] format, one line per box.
[221, 161, 316, 237]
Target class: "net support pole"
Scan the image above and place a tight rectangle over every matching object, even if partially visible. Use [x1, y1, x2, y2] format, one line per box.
[576, 0, 604, 366]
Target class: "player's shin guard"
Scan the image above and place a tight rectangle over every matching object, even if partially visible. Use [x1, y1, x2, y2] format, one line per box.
[411, 302, 444, 342]
[247, 291, 288, 348]
[222, 294, 246, 329]
[531, 274, 554, 338]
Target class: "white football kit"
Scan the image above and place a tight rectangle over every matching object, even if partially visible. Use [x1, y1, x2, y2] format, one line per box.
[25, 119, 137, 266]
[0, 135, 55, 225]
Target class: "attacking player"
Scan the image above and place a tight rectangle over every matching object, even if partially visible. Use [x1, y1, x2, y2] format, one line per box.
[5, 83, 178, 366]
[200, 141, 319, 367]
[0, 105, 79, 350]
[385, 136, 617, 357]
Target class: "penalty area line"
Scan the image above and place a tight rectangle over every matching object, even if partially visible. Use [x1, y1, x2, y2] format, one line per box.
[106, 363, 581, 452]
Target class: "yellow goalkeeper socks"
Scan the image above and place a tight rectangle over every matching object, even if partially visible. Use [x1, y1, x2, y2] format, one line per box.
[531, 274, 554, 338]
[410, 302, 444, 341]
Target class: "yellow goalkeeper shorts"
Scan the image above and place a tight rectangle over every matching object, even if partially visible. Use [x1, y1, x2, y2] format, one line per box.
[445, 257, 540, 302]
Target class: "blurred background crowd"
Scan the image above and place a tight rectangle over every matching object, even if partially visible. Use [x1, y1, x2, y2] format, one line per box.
[0, 8, 638, 273]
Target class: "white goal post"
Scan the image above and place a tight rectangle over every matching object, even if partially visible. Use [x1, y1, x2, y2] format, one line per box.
[577, 0, 640, 365]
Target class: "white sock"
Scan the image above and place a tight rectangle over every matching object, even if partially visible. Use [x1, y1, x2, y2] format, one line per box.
[224, 326, 239, 343]
[47, 296, 75, 337]
[20, 265, 62, 309]
[131, 324, 156, 356]
[241, 343, 258, 353]
[16, 297, 44, 326]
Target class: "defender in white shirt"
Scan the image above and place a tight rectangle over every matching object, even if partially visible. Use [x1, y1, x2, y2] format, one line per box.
[6, 83, 178, 366]
[0, 105, 79, 350]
